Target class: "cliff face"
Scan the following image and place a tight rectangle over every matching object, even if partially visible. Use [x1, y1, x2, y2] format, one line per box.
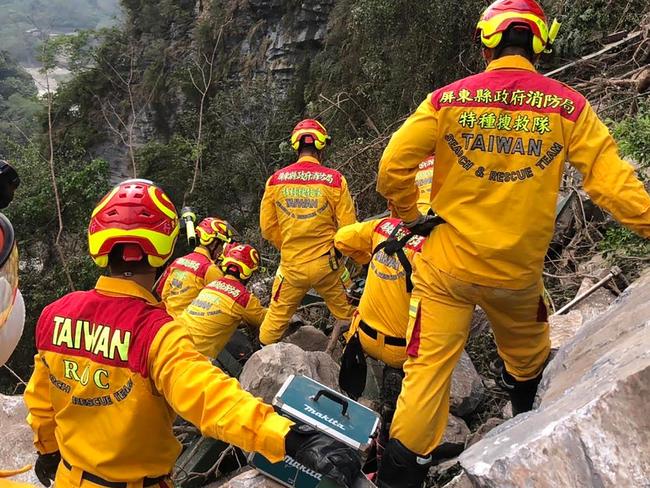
[87, 0, 337, 183]
[222, 0, 335, 88]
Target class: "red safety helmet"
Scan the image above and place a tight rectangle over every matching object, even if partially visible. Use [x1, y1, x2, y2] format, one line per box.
[290, 119, 331, 151]
[476, 0, 561, 55]
[220, 243, 260, 280]
[88, 179, 179, 268]
[196, 217, 233, 246]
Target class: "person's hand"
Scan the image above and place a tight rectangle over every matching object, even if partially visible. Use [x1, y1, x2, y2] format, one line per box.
[285, 424, 361, 487]
[34, 451, 60, 487]
[403, 214, 444, 236]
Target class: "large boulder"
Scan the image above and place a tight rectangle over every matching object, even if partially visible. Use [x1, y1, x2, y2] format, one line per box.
[457, 269, 650, 487]
[450, 351, 485, 418]
[0, 394, 39, 485]
[282, 325, 329, 352]
[239, 343, 340, 403]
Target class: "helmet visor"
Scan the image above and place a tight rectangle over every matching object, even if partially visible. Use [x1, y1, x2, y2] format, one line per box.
[0, 215, 18, 327]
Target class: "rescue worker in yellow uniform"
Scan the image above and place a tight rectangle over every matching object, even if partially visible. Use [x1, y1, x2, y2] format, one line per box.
[181, 243, 266, 358]
[0, 161, 33, 488]
[24, 179, 360, 488]
[259, 119, 357, 345]
[414, 156, 434, 215]
[156, 217, 233, 318]
[375, 1, 650, 486]
[334, 217, 425, 457]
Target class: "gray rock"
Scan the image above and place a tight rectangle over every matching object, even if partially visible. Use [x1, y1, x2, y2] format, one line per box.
[501, 402, 512, 419]
[249, 279, 273, 307]
[217, 468, 283, 487]
[459, 269, 650, 487]
[548, 310, 583, 348]
[429, 458, 460, 479]
[442, 471, 475, 488]
[0, 394, 39, 485]
[450, 351, 485, 417]
[282, 325, 329, 352]
[574, 276, 616, 322]
[437, 415, 471, 458]
[470, 306, 490, 337]
[465, 417, 503, 448]
[357, 397, 380, 412]
[239, 343, 340, 403]
[576, 253, 608, 277]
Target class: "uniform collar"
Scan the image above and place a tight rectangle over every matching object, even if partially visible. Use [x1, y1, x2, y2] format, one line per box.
[194, 246, 213, 260]
[297, 156, 321, 165]
[486, 55, 537, 73]
[221, 275, 243, 285]
[95, 275, 159, 305]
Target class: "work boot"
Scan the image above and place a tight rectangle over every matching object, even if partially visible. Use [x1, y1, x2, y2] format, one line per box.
[376, 439, 432, 488]
[499, 369, 543, 415]
[377, 367, 404, 461]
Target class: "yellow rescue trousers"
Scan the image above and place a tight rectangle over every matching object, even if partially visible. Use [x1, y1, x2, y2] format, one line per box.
[347, 313, 407, 370]
[390, 257, 550, 456]
[54, 461, 173, 488]
[259, 254, 354, 345]
[0, 481, 35, 488]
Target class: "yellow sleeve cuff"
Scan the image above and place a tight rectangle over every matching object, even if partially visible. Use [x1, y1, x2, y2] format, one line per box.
[255, 415, 294, 463]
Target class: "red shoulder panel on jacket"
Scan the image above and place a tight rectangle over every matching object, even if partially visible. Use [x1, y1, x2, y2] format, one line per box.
[372, 218, 425, 252]
[430, 70, 586, 122]
[166, 252, 212, 279]
[268, 162, 343, 188]
[205, 278, 251, 308]
[36, 290, 172, 378]
[373, 218, 401, 238]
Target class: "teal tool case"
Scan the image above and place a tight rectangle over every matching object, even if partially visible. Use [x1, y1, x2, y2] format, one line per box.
[249, 374, 380, 487]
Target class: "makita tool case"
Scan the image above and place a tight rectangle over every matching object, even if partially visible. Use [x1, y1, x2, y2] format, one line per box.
[250, 374, 380, 487]
[274, 374, 380, 451]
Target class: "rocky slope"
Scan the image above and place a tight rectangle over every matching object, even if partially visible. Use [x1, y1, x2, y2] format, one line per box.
[454, 268, 650, 487]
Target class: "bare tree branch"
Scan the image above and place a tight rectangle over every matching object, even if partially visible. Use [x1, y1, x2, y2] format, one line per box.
[185, 19, 232, 205]
[41, 42, 75, 292]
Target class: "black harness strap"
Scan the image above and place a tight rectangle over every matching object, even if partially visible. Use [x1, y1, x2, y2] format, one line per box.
[372, 223, 415, 293]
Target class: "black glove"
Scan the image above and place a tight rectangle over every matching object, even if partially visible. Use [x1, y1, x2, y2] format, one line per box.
[403, 214, 445, 237]
[34, 451, 60, 487]
[285, 424, 361, 487]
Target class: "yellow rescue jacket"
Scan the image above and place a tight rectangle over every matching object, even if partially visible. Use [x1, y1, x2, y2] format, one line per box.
[415, 157, 434, 215]
[0, 466, 34, 488]
[24, 276, 291, 483]
[157, 247, 223, 318]
[181, 276, 266, 358]
[377, 55, 650, 289]
[335, 218, 424, 338]
[260, 155, 357, 265]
